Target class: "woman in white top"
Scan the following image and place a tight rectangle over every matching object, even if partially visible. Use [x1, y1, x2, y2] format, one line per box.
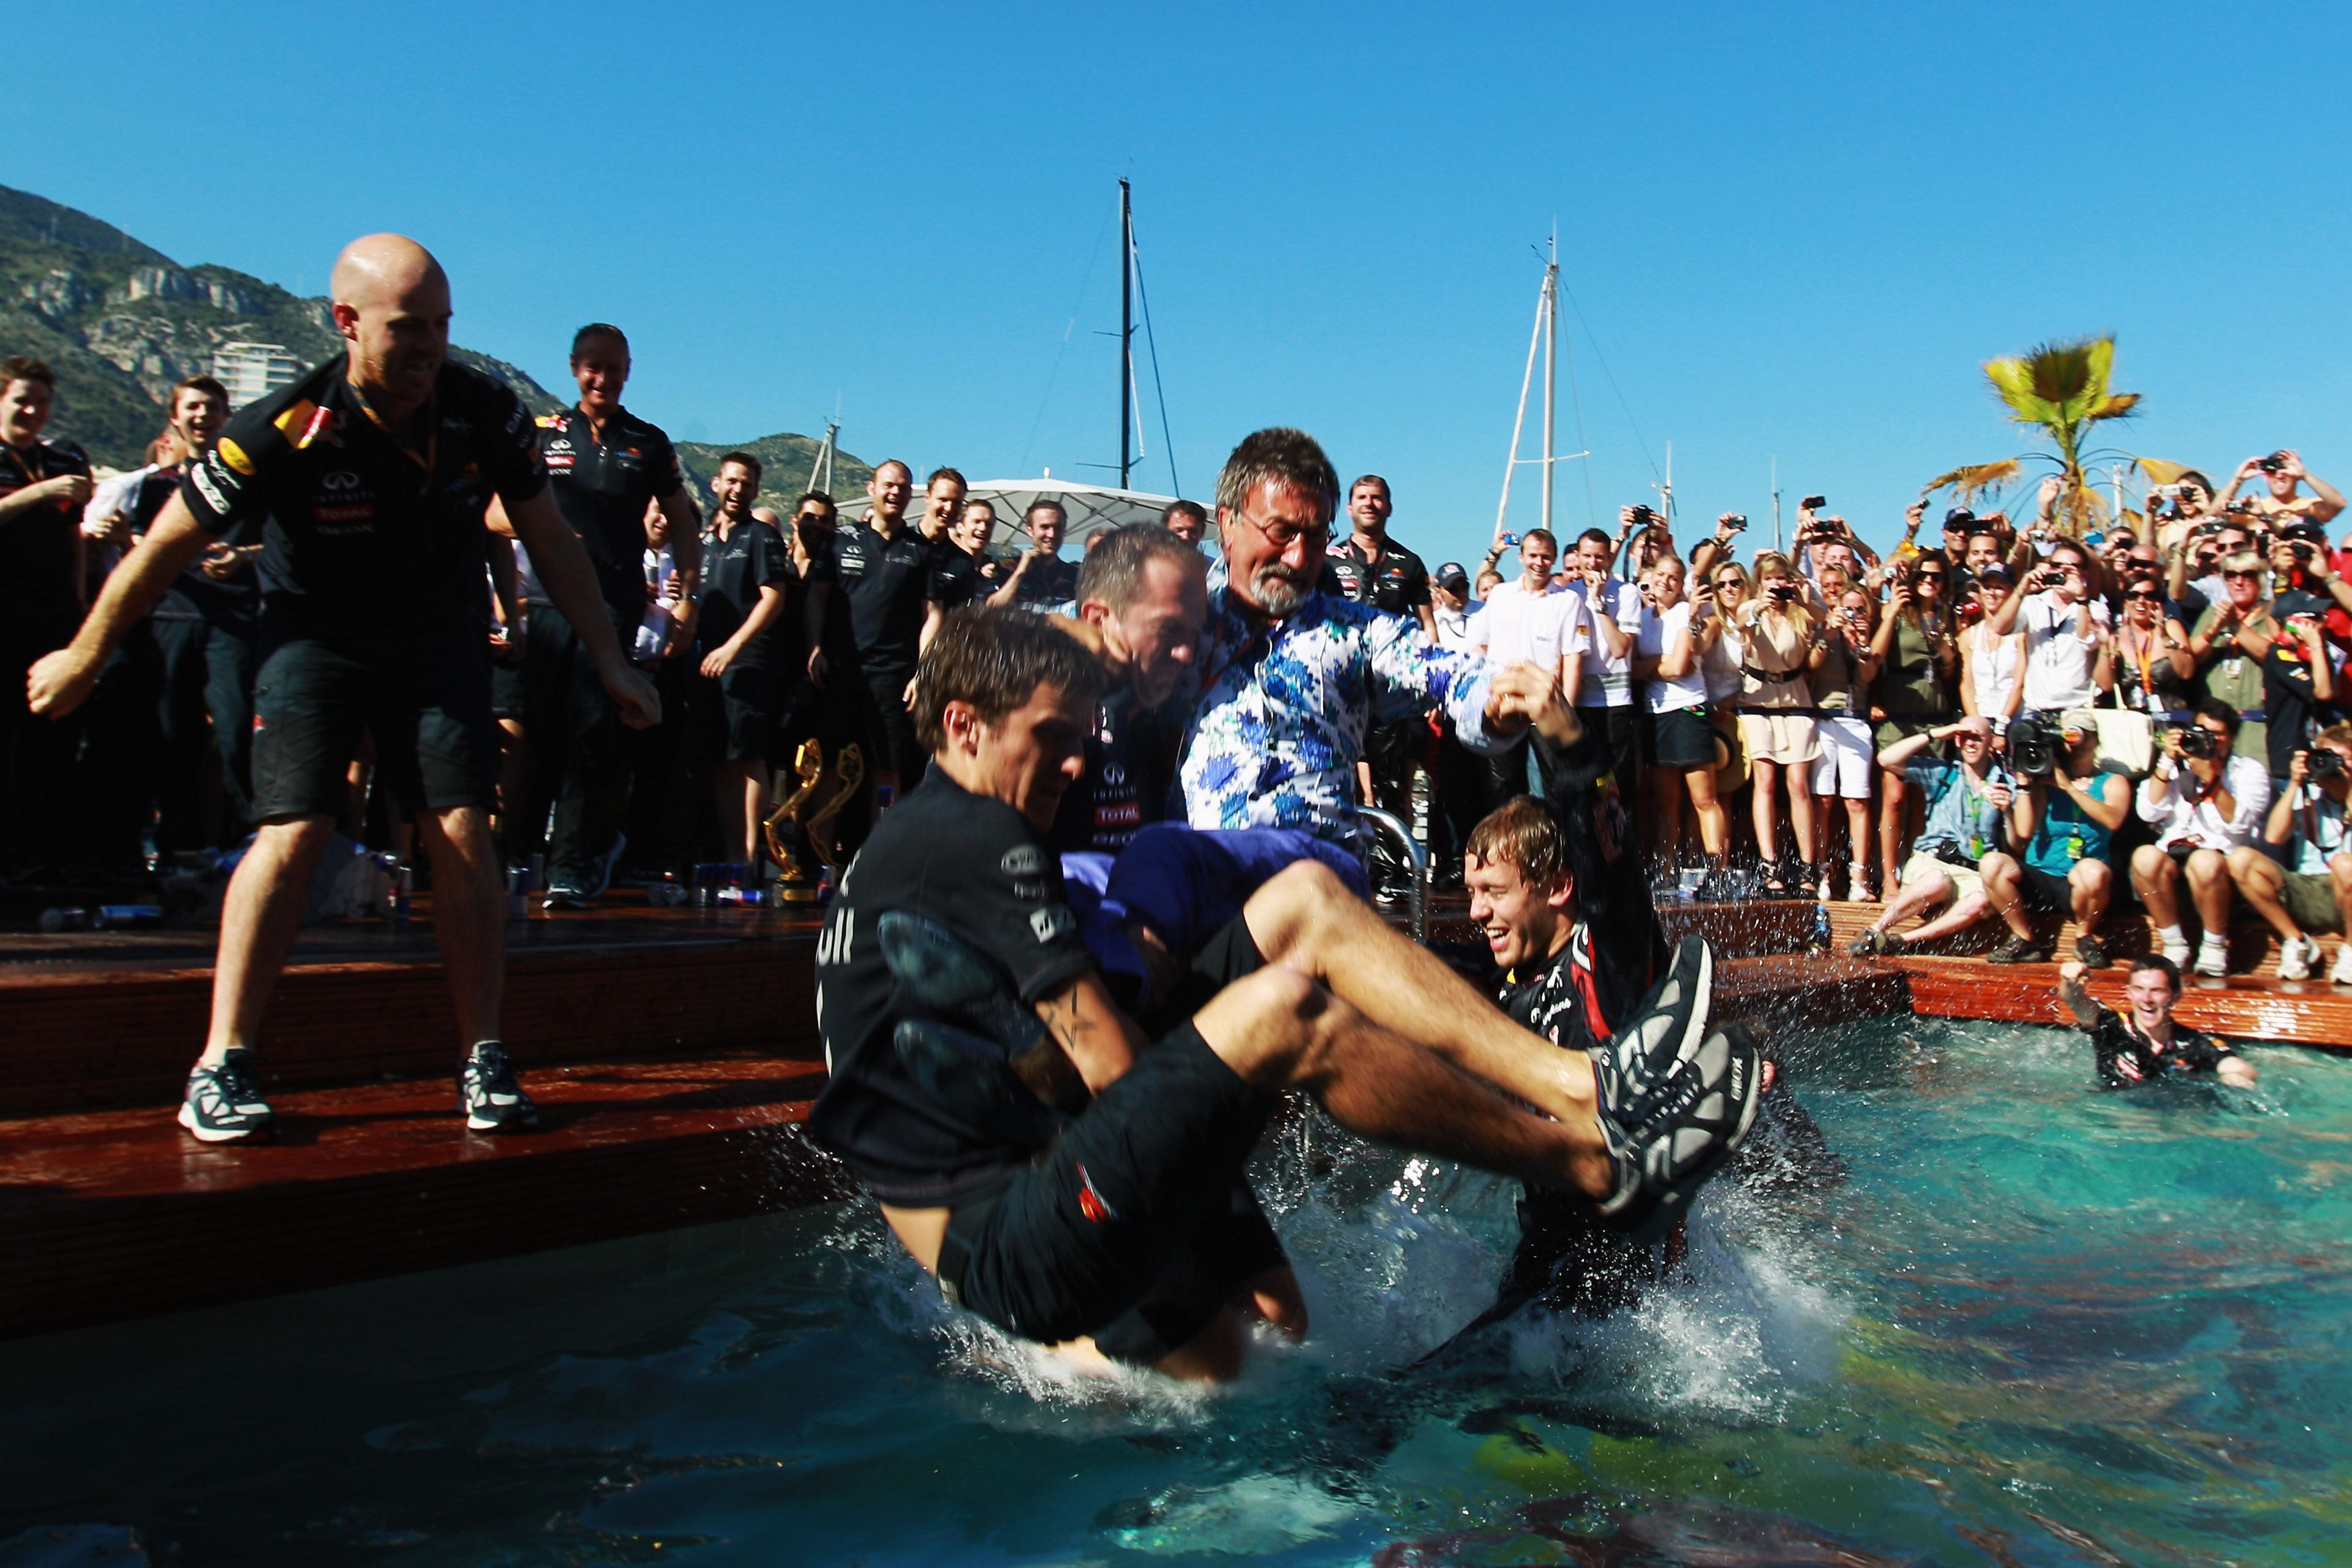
[1961, 562, 2025, 730]
[1634, 556, 1730, 882]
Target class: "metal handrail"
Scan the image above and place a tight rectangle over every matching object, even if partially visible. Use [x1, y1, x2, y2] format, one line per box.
[1357, 807, 1430, 945]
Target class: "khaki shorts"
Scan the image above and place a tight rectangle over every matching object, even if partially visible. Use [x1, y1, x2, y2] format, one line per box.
[1900, 849, 1982, 907]
[2282, 871, 2346, 935]
[1740, 710, 1820, 766]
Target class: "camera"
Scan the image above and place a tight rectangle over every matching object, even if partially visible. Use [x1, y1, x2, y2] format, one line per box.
[1801, 494, 1827, 512]
[2177, 725, 2219, 761]
[1627, 504, 1658, 527]
[2309, 748, 2346, 780]
[1722, 514, 1747, 532]
[1767, 581, 1797, 601]
[2007, 712, 2068, 780]
[2260, 451, 2288, 476]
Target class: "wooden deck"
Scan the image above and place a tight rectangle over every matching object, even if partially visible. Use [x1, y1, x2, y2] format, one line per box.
[4, 876, 2343, 1338]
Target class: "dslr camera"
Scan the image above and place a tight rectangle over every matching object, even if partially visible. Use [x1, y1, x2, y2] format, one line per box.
[2176, 725, 2220, 761]
[2007, 712, 2069, 780]
[1627, 504, 1659, 527]
[2309, 748, 2346, 780]
[2260, 451, 2290, 476]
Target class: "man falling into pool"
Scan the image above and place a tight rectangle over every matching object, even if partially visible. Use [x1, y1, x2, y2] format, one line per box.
[810, 607, 1760, 1382]
[2057, 956, 2257, 1089]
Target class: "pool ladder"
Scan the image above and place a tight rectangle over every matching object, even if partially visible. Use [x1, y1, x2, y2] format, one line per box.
[1358, 807, 1431, 946]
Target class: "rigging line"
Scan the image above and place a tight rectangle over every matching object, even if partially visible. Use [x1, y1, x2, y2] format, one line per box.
[1130, 230, 1180, 497]
[1020, 197, 1118, 477]
[1562, 296, 1598, 533]
[1556, 274, 1661, 484]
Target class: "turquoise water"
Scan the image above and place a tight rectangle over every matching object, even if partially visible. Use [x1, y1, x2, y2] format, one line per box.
[6, 1017, 2352, 1566]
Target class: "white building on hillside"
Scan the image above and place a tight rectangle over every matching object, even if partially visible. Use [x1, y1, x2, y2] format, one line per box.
[214, 343, 301, 409]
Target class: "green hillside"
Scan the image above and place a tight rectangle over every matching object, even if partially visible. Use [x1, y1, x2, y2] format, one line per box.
[673, 434, 873, 521]
[0, 184, 867, 493]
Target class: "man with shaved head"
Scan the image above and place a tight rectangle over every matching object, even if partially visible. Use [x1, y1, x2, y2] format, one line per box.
[28, 234, 660, 1144]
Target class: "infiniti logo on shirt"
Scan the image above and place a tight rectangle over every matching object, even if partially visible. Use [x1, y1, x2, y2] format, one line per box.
[322, 471, 363, 491]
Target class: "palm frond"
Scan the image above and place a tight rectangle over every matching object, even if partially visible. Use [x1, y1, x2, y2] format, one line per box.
[2135, 456, 2195, 485]
[2087, 392, 2139, 423]
[1923, 460, 2021, 506]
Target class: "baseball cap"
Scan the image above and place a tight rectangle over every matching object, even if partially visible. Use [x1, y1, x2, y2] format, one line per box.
[1437, 562, 1469, 592]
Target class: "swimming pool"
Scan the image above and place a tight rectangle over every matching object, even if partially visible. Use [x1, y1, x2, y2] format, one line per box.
[4, 1014, 2349, 1566]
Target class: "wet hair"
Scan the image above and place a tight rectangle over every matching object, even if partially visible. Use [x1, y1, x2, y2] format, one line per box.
[570, 323, 628, 359]
[1215, 428, 1340, 524]
[2130, 954, 2182, 995]
[0, 356, 55, 390]
[717, 451, 763, 484]
[1465, 796, 1570, 890]
[914, 606, 1106, 753]
[1161, 499, 1207, 529]
[2192, 696, 2241, 738]
[925, 466, 966, 491]
[1076, 522, 1205, 612]
[170, 374, 228, 405]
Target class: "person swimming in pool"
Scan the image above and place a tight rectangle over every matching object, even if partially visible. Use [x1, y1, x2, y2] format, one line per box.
[807, 606, 1762, 1382]
[2057, 954, 2258, 1088]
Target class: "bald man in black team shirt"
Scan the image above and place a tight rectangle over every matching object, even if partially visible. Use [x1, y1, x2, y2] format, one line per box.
[29, 235, 659, 1145]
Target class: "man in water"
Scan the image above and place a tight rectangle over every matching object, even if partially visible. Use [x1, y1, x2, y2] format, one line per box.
[809, 606, 1759, 1381]
[28, 235, 659, 1141]
[2058, 956, 2256, 1088]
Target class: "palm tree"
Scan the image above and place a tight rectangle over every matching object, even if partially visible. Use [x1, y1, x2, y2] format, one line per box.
[1923, 336, 2141, 535]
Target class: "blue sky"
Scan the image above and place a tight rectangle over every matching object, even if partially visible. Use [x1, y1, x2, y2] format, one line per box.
[18, 1, 2350, 568]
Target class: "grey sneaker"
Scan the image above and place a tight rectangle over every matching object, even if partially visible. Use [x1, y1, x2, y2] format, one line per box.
[177, 1049, 275, 1142]
[460, 1042, 538, 1132]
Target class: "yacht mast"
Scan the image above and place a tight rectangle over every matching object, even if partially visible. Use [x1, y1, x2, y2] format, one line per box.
[1118, 179, 1134, 491]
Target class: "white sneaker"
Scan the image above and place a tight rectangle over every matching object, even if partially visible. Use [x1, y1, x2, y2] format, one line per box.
[2332, 943, 2352, 984]
[2194, 941, 2228, 978]
[2280, 933, 2321, 981]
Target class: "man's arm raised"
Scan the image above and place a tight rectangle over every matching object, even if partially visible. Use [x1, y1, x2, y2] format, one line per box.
[27, 491, 210, 717]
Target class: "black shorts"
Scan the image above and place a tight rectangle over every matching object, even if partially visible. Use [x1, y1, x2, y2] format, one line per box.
[489, 646, 527, 721]
[250, 629, 496, 822]
[860, 666, 927, 787]
[690, 665, 778, 763]
[943, 1021, 1283, 1366]
[1640, 703, 1714, 769]
[1140, 910, 1269, 1039]
[2018, 864, 2076, 915]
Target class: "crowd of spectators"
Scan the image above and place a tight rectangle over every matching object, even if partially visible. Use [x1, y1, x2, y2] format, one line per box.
[9, 334, 2352, 985]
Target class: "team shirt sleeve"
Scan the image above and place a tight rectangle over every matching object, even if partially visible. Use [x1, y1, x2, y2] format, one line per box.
[648, 428, 685, 500]
[935, 801, 1099, 1004]
[486, 387, 549, 507]
[179, 405, 281, 535]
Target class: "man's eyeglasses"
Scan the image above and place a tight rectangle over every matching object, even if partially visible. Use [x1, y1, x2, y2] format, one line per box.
[1238, 510, 1331, 552]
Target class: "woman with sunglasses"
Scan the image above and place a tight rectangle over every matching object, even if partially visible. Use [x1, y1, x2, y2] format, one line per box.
[2113, 573, 2194, 722]
[1735, 552, 1823, 894]
[1634, 555, 1732, 888]
[1869, 556, 1961, 899]
[1811, 585, 1885, 900]
[2187, 553, 2279, 769]
[1961, 562, 2024, 732]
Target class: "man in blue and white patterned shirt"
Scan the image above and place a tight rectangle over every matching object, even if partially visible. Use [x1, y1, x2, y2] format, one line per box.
[1175, 428, 1518, 851]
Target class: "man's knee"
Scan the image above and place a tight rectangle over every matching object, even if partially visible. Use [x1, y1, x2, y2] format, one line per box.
[2073, 859, 2112, 894]
[1192, 966, 1336, 1087]
[2131, 845, 2171, 888]
[2225, 846, 2272, 889]
[1245, 857, 1354, 948]
[2185, 848, 2228, 888]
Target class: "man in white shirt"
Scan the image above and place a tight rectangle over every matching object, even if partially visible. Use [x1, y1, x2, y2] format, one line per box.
[2130, 699, 2272, 977]
[1569, 526, 1640, 790]
[1431, 561, 1476, 652]
[1985, 538, 2108, 717]
[1468, 529, 1577, 799]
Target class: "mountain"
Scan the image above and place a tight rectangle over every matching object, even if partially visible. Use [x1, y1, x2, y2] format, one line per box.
[0, 184, 867, 500]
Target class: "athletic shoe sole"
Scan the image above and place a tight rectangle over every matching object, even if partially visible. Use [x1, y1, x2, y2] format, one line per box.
[1598, 1022, 1764, 1237]
[1591, 935, 1714, 1130]
[176, 1098, 269, 1143]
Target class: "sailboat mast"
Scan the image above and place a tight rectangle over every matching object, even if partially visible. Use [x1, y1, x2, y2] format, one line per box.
[1118, 179, 1134, 492]
[1540, 230, 1557, 537]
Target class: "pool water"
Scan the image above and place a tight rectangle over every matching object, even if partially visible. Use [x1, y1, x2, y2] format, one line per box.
[6, 1016, 2351, 1566]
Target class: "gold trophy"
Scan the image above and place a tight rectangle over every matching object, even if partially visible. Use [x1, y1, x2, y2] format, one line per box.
[764, 741, 865, 902]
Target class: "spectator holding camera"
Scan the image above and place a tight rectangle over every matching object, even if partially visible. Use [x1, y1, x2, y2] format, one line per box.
[2222, 450, 2345, 530]
[1868, 552, 1959, 899]
[1983, 538, 2111, 722]
[1631, 554, 1729, 884]
[1570, 522, 1642, 790]
[1959, 562, 2024, 731]
[1735, 551, 1823, 894]
[1980, 718, 2130, 967]
[2187, 553, 2278, 761]
[2131, 699, 2272, 976]
[2057, 957, 2256, 1088]
[1809, 583, 1883, 901]
[2111, 571, 2195, 722]
[1847, 715, 2026, 955]
[2227, 725, 2352, 982]
[2257, 590, 2337, 784]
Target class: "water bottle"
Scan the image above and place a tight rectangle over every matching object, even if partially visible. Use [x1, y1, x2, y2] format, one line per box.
[94, 904, 165, 930]
[1809, 901, 1833, 955]
[38, 907, 91, 933]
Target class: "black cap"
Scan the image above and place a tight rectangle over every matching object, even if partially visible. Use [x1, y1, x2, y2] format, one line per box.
[1437, 562, 1469, 592]
[1943, 506, 1977, 527]
[2275, 589, 2330, 622]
